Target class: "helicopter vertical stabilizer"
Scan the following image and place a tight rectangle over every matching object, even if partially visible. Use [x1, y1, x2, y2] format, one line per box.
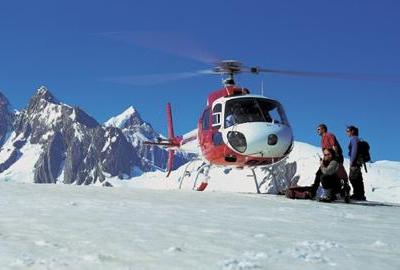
[166, 103, 177, 177]
[167, 103, 175, 140]
[143, 103, 184, 177]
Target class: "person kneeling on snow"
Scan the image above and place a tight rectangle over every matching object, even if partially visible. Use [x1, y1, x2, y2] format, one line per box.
[317, 148, 342, 202]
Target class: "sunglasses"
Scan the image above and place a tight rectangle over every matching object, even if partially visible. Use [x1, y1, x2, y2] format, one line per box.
[324, 153, 332, 156]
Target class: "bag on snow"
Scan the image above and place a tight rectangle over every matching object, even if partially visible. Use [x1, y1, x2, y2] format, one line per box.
[285, 186, 313, 200]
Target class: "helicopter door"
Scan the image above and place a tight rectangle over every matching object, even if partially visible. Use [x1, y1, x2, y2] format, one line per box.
[200, 107, 212, 156]
[211, 103, 224, 146]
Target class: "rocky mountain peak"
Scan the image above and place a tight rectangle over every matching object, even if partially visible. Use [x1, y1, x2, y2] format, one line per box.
[105, 106, 162, 142]
[125, 106, 137, 115]
[105, 106, 144, 129]
[35, 86, 58, 104]
[27, 86, 59, 115]
[0, 92, 10, 108]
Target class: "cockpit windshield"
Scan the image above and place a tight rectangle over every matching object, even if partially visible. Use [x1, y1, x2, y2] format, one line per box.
[224, 97, 289, 128]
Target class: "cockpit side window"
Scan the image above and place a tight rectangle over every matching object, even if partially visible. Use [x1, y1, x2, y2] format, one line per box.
[212, 103, 222, 129]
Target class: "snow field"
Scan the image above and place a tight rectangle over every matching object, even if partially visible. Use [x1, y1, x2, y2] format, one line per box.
[1, 182, 399, 270]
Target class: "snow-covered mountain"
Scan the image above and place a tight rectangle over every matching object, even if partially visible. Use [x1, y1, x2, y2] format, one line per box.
[104, 106, 190, 172]
[0, 87, 190, 185]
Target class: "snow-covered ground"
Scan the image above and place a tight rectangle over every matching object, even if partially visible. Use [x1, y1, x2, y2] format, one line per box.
[1, 182, 400, 270]
[1, 140, 399, 269]
[111, 142, 400, 204]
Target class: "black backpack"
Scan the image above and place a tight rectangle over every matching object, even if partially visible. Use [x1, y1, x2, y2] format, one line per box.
[357, 140, 371, 173]
[357, 140, 371, 164]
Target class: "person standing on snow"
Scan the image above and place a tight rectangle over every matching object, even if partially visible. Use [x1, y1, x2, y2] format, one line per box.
[317, 124, 344, 164]
[347, 125, 366, 201]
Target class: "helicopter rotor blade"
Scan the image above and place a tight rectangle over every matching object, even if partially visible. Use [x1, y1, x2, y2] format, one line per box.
[253, 67, 400, 83]
[97, 31, 221, 65]
[101, 69, 215, 86]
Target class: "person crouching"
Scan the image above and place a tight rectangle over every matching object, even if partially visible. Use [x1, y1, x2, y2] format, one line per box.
[319, 148, 341, 202]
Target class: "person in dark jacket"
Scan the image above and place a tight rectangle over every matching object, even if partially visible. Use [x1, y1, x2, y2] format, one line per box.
[310, 148, 341, 201]
[318, 148, 341, 202]
[347, 125, 366, 201]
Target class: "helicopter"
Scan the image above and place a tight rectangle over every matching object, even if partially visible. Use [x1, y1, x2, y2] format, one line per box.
[139, 58, 400, 192]
[143, 60, 295, 191]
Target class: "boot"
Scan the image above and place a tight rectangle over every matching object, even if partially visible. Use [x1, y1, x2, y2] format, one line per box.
[350, 194, 367, 201]
[341, 181, 351, 203]
[319, 189, 334, 203]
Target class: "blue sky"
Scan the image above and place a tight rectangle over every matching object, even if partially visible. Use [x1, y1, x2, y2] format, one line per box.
[0, 0, 399, 161]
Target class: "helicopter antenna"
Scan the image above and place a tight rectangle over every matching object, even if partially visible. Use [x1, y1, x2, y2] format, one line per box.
[261, 79, 264, 96]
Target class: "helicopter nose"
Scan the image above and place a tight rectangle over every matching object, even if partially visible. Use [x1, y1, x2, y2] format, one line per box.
[224, 122, 292, 157]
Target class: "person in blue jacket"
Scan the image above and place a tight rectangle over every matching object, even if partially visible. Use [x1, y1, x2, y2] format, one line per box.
[347, 125, 366, 201]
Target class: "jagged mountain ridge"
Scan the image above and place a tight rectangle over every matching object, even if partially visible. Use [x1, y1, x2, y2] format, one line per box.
[0, 92, 14, 147]
[104, 106, 190, 172]
[0, 87, 191, 185]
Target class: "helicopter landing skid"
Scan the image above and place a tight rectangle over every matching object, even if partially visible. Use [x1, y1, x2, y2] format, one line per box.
[247, 168, 261, 194]
[247, 157, 290, 194]
[178, 160, 196, 189]
[178, 160, 211, 191]
[192, 163, 211, 191]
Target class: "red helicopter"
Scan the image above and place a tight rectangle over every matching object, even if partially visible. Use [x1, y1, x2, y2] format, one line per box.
[101, 57, 400, 194]
[141, 59, 397, 192]
[144, 60, 295, 191]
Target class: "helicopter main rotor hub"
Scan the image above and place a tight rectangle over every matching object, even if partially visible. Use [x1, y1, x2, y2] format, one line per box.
[213, 60, 243, 75]
[213, 60, 261, 86]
